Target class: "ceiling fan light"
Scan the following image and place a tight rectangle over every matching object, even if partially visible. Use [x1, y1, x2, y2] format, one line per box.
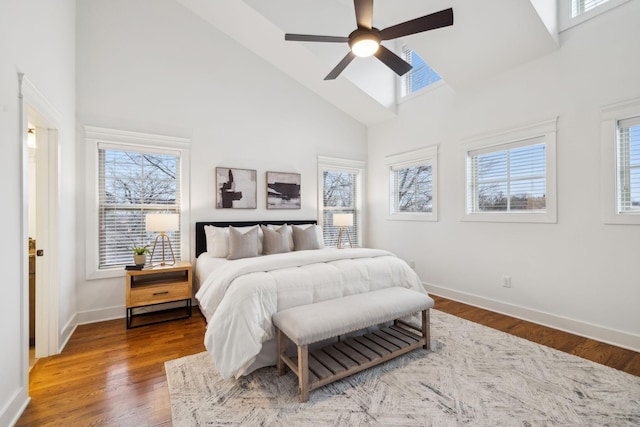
[350, 34, 379, 57]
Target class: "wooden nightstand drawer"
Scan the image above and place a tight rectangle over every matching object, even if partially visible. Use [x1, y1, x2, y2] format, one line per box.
[125, 261, 192, 328]
[129, 281, 190, 306]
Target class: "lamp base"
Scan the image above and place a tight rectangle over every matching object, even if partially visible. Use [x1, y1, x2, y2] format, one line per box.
[149, 232, 176, 267]
[336, 227, 353, 249]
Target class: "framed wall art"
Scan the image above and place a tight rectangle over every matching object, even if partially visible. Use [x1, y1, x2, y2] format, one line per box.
[216, 167, 257, 209]
[266, 171, 301, 209]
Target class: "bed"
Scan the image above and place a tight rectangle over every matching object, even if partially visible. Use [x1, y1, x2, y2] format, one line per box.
[194, 220, 429, 379]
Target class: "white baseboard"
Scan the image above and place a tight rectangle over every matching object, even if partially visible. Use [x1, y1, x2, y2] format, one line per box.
[425, 283, 640, 353]
[59, 313, 78, 354]
[76, 305, 124, 325]
[75, 300, 192, 326]
[0, 386, 29, 427]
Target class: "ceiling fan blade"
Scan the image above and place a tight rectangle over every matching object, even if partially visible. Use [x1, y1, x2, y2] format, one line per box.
[324, 51, 356, 80]
[374, 45, 412, 76]
[379, 8, 453, 41]
[354, 0, 373, 29]
[285, 34, 349, 43]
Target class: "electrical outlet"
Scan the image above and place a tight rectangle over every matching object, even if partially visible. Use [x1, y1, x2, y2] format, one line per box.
[502, 276, 512, 288]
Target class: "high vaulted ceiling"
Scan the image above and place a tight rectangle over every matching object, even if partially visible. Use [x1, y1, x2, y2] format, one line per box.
[176, 0, 559, 126]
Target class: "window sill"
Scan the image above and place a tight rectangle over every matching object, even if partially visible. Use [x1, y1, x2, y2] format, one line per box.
[462, 211, 557, 224]
[559, 0, 630, 32]
[397, 80, 446, 105]
[387, 212, 437, 222]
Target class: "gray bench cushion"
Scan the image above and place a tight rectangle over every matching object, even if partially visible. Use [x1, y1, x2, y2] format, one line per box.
[272, 287, 434, 346]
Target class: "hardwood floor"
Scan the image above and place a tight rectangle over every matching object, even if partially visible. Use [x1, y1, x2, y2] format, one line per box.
[17, 297, 639, 426]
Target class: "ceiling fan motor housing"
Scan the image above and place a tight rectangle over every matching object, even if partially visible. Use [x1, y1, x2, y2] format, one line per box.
[348, 28, 381, 57]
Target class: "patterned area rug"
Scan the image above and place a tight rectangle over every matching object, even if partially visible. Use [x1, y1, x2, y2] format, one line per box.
[165, 310, 640, 426]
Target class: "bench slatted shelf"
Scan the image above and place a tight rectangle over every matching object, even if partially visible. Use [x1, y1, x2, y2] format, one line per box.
[273, 287, 434, 402]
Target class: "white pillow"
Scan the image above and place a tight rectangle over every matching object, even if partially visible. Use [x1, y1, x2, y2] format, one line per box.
[228, 226, 259, 260]
[204, 225, 263, 258]
[204, 225, 229, 258]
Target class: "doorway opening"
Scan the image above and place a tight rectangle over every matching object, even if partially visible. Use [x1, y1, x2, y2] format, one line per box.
[20, 74, 60, 377]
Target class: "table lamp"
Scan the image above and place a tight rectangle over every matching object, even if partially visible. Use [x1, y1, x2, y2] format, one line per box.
[146, 213, 179, 266]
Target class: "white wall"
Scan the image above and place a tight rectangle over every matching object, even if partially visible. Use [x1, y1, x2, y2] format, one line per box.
[74, 0, 367, 321]
[368, 1, 640, 350]
[0, 0, 76, 425]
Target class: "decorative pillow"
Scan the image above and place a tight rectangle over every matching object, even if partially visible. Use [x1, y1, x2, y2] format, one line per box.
[261, 224, 291, 255]
[228, 226, 259, 260]
[292, 224, 322, 251]
[204, 225, 229, 258]
[204, 225, 263, 258]
[267, 224, 294, 251]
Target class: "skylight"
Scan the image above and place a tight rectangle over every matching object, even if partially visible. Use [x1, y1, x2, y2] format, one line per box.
[400, 47, 442, 98]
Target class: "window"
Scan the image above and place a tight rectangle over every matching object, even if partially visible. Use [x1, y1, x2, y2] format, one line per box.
[85, 127, 190, 279]
[318, 156, 365, 247]
[469, 140, 546, 213]
[559, 0, 629, 31]
[617, 117, 640, 213]
[463, 118, 557, 223]
[99, 147, 181, 268]
[386, 146, 438, 221]
[572, 0, 610, 16]
[400, 47, 442, 98]
[601, 97, 640, 224]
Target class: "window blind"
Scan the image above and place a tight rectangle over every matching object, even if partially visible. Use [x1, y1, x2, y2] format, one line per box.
[468, 138, 546, 213]
[400, 48, 441, 97]
[572, 0, 610, 17]
[617, 116, 640, 213]
[322, 170, 359, 247]
[98, 145, 181, 268]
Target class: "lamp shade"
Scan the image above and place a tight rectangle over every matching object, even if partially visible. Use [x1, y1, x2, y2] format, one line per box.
[146, 213, 179, 232]
[332, 213, 353, 227]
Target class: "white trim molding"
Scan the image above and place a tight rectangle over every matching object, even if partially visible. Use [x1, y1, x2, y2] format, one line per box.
[385, 145, 438, 222]
[84, 126, 191, 280]
[425, 282, 640, 353]
[600, 97, 640, 225]
[461, 118, 558, 224]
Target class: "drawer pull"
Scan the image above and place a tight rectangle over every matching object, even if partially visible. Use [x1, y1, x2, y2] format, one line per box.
[153, 291, 170, 296]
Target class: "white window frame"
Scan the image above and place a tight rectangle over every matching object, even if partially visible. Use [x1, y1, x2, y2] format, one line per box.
[601, 97, 640, 225]
[85, 126, 191, 280]
[317, 156, 366, 248]
[386, 146, 438, 222]
[462, 118, 558, 223]
[559, 0, 630, 32]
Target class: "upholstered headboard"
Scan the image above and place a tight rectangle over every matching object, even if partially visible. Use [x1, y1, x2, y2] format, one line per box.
[195, 220, 317, 258]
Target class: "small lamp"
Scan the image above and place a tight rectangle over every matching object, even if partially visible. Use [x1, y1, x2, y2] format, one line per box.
[333, 213, 353, 249]
[146, 213, 179, 266]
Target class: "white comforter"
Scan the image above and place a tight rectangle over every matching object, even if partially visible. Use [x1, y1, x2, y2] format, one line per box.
[195, 248, 426, 379]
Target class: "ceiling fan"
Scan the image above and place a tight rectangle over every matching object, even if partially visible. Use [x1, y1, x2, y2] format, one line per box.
[284, 0, 454, 80]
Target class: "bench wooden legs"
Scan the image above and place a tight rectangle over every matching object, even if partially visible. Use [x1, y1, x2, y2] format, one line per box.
[276, 309, 431, 402]
[423, 309, 430, 350]
[277, 328, 310, 402]
[298, 344, 309, 402]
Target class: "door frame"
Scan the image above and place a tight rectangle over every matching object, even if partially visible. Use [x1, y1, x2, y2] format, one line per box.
[19, 73, 60, 362]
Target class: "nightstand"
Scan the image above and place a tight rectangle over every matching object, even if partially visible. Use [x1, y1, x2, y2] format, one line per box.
[125, 261, 192, 328]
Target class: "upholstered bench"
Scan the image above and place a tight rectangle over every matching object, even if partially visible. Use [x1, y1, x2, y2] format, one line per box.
[272, 287, 434, 402]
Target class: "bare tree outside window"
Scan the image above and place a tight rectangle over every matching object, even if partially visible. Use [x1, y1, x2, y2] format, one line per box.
[471, 143, 546, 213]
[322, 170, 359, 247]
[99, 149, 180, 268]
[392, 165, 432, 213]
